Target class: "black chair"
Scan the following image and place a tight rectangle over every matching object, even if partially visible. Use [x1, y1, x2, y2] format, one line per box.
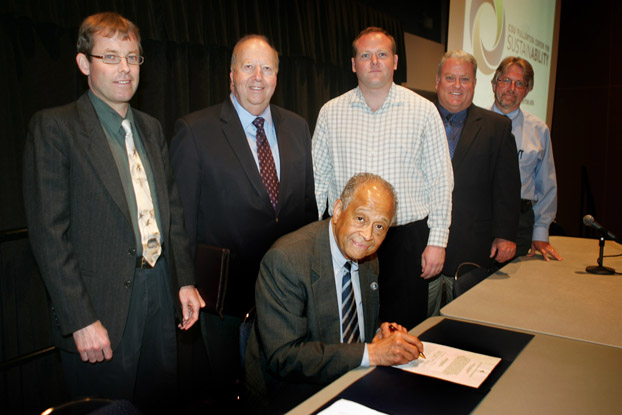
[41, 398, 142, 415]
[452, 262, 490, 298]
[236, 306, 256, 404]
[238, 306, 256, 368]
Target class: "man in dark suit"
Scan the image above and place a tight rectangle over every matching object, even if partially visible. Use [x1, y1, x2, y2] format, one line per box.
[22, 12, 204, 412]
[244, 173, 424, 414]
[428, 50, 521, 315]
[170, 34, 317, 401]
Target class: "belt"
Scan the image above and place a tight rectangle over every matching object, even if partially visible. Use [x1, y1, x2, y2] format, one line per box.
[136, 256, 155, 269]
[520, 199, 533, 213]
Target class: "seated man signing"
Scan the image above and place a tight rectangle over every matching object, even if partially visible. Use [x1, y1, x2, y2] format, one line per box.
[244, 173, 424, 413]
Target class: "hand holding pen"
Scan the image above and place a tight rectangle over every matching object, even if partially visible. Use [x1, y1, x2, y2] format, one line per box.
[368, 322, 425, 366]
[388, 323, 426, 359]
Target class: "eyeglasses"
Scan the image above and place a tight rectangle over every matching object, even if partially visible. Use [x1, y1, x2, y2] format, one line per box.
[89, 54, 144, 65]
[497, 77, 526, 90]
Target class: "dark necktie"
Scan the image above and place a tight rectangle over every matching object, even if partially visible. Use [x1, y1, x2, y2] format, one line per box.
[445, 114, 459, 159]
[341, 261, 360, 343]
[252, 117, 279, 210]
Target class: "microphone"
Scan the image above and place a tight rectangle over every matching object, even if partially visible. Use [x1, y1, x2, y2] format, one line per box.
[582, 215, 621, 243]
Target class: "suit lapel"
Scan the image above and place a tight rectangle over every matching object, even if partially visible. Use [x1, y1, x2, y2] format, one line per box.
[75, 94, 132, 224]
[311, 222, 342, 343]
[359, 257, 380, 340]
[451, 105, 481, 170]
[220, 99, 274, 211]
[271, 105, 290, 215]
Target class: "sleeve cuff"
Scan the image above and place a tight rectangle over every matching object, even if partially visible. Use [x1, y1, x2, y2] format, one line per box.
[427, 227, 449, 248]
[532, 226, 550, 242]
[361, 343, 370, 367]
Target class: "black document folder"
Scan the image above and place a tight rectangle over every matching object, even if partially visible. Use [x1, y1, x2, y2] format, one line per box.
[315, 319, 534, 415]
[194, 244, 229, 319]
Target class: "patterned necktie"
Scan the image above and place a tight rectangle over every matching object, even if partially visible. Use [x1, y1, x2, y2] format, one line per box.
[252, 117, 279, 211]
[121, 119, 161, 266]
[341, 261, 360, 343]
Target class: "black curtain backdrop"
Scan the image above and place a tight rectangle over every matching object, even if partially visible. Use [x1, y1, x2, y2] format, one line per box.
[0, 0, 406, 231]
[0, 1, 406, 413]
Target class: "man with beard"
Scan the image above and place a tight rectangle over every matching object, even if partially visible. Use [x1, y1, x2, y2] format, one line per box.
[491, 57, 562, 261]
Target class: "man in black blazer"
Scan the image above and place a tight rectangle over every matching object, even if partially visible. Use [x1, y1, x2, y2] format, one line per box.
[428, 50, 521, 315]
[244, 173, 424, 414]
[22, 12, 204, 411]
[170, 34, 317, 400]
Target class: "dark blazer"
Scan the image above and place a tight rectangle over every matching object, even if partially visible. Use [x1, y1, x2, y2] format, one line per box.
[170, 98, 317, 317]
[443, 104, 521, 276]
[22, 93, 195, 351]
[244, 220, 380, 413]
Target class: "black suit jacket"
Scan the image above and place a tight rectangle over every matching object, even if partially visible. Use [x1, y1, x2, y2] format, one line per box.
[244, 220, 380, 413]
[170, 98, 317, 316]
[443, 104, 521, 275]
[23, 93, 195, 351]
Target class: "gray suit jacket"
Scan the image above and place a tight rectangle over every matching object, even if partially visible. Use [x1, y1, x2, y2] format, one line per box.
[23, 93, 195, 351]
[244, 220, 379, 413]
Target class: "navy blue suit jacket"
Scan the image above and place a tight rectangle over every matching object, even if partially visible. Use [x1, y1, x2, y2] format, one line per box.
[170, 98, 317, 316]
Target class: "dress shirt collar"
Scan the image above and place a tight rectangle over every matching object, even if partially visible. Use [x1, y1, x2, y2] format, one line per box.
[88, 90, 135, 143]
[352, 83, 400, 113]
[230, 93, 274, 131]
[435, 102, 468, 123]
[492, 103, 521, 122]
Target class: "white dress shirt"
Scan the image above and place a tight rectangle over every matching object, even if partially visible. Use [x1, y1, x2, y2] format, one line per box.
[328, 222, 370, 366]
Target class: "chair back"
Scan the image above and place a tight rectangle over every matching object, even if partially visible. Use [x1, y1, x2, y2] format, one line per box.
[453, 262, 490, 298]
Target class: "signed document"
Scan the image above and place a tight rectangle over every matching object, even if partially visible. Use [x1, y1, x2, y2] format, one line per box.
[395, 342, 501, 388]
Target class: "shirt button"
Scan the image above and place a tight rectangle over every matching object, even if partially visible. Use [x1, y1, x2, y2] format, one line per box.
[124, 280, 132, 288]
[128, 248, 136, 256]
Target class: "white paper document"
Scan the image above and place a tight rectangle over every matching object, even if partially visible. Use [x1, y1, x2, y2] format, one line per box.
[395, 341, 501, 388]
[316, 398, 388, 415]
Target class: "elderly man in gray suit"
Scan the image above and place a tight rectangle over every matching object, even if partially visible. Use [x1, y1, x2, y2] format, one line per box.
[244, 173, 424, 414]
[22, 12, 203, 412]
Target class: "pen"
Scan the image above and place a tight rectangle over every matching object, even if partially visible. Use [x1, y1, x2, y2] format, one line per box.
[388, 324, 426, 359]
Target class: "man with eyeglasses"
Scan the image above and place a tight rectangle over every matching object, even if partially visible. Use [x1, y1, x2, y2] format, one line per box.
[491, 57, 562, 261]
[428, 50, 520, 315]
[23, 12, 204, 411]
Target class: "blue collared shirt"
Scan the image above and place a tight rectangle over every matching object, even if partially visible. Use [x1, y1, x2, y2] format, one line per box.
[492, 104, 558, 242]
[230, 93, 281, 179]
[436, 103, 469, 159]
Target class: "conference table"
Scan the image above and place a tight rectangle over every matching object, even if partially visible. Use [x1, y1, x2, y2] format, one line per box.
[289, 317, 622, 414]
[441, 236, 622, 348]
[289, 236, 622, 414]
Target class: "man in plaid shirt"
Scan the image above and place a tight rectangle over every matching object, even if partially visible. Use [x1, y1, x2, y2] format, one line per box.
[312, 27, 453, 329]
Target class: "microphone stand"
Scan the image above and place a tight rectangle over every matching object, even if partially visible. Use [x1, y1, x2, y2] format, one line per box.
[585, 236, 615, 275]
